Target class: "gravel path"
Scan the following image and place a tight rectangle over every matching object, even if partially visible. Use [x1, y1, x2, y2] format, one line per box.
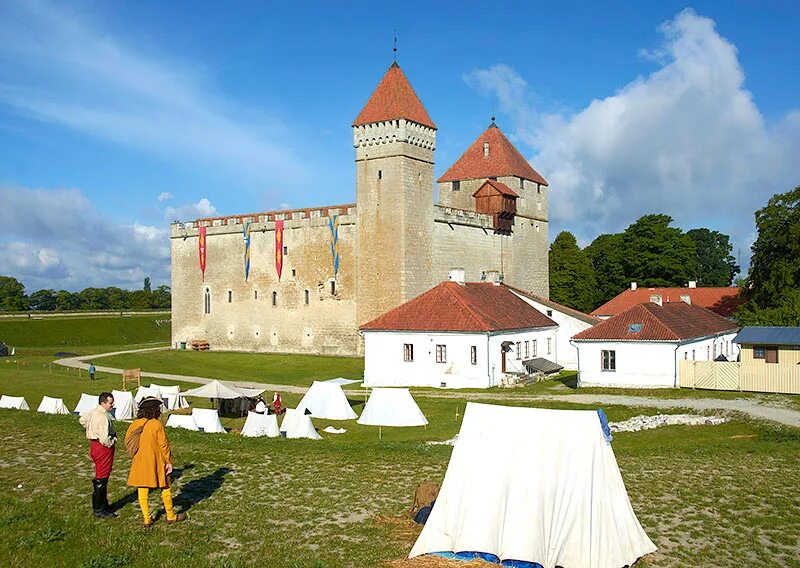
[55, 347, 800, 427]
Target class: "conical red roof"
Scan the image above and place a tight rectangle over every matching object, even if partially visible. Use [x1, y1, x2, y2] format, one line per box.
[353, 62, 436, 129]
[438, 123, 547, 185]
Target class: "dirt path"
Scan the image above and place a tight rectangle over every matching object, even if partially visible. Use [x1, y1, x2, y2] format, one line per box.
[55, 347, 800, 427]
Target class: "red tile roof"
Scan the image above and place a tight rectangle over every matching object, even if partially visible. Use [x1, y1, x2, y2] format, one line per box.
[473, 179, 519, 198]
[437, 123, 548, 185]
[591, 287, 742, 318]
[353, 62, 436, 129]
[505, 285, 601, 326]
[573, 302, 738, 342]
[360, 282, 557, 332]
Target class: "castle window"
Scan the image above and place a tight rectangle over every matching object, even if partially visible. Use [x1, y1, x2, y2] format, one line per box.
[272, 291, 277, 306]
[292, 269, 296, 277]
[378, 170, 382, 180]
[305, 290, 310, 305]
[436, 344, 447, 363]
[519, 177, 524, 189]
[330, 280, 336, 295]
[404, 344, 413, 362]
[254, 291, 258, 300]
[283, 245, 288, 256]
[537, 185, 542, 194]
[488, 176, 497, 181]
[452, 181, 460, 191]
[204, 288, 211, 315]
[227, 290, 232, 303]
[470, 346, 477, 365]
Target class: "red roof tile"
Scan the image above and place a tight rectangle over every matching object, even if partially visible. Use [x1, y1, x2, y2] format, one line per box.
[573, 302, 738, 342]
[353, 62, 436, 129]
[437, 124, 548, 185]
[360, 282, 557, 332]
[473, 179, 519, 198]
[591, 287, 742, 318]
[505, 285, 601, 326]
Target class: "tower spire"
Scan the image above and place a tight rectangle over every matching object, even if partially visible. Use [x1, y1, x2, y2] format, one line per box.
[393, 29, 398, 63]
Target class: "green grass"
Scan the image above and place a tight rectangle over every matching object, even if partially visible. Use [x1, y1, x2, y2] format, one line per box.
[0, 314, 170, 352]
[99, 350, 364, 387]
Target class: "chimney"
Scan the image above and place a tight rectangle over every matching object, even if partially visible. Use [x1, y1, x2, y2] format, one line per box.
[650, 294, 662, 306]
[688, 281, 697, 288]
[483, 142, 490, 158]
[448, 268, 466, 285]
[631, 282, 637, 291]
[680, 294, 691, 305]
[485, 270, 501, 285]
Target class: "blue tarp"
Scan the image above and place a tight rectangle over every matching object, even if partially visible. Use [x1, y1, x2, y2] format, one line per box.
[431, 552, 543, 567]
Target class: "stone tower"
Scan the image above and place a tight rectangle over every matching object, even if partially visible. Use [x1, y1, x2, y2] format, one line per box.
[353, 62, 438, 325]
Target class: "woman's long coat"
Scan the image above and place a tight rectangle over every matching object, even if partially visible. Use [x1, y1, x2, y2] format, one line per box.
[126, 418, 173, 489]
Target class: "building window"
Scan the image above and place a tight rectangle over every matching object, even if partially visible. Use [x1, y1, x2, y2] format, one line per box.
[547, 337, 552, 354]
[254, 290, 258, 300]
[452, 180, 460, 191]
[283, 245, 288, 256]
[753, 347, 765, 359]
[404, 344, 413, 362]
[330, 280, 336, 295]
[766, 348, 779, 364]
[601, 350, 616, 371]
[713, 343, 717, 358]
[532, 339, 537, 357]
[537, 185, 541, 194]
[272, 291, 277, 306]
[227, 290, 232, 303]
[516, 342, 521, 360]
[684, 352, 688, 360]
[546, 309, 553, 317]
[692, 350, 696, 360]
[304, 289, 310, 305]
[436, 344, 446, 363]
[204, 288, 211, 315]
[292, 268, 296, 277]
[470, 346, 477, 365]
[707, 346, 710, 360]
[378, 170, 382, 180]
[519, 177, 524, 189]
[524, 341, 529, 359]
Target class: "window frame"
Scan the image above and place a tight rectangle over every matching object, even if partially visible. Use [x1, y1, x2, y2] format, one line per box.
[435, 344, 447, 364]
[547, 337, 552, 354]
[403, 343, 414, 362]
[204, 288, 211, 315]
[470, 345, 477, 365]
[601, 350, 616, 372]
[532, 339, 537, 357]
[753, 346, 766, 359]
[516, 342, 521, 360]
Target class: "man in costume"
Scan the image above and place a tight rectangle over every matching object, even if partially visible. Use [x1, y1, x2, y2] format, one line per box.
[79, 392, 117, 518]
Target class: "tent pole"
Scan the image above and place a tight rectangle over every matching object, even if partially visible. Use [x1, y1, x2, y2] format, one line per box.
[379, 426, 382, 440]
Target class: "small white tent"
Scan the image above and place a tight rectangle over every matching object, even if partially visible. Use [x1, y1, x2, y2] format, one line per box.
[37, 396, 69, 415]
[0, 395, 30, 410]
[150, 384, 189, 410]
[409, 403, 656, 567]
[296, 381, 358, 420]
[191, 408, 226, 433]
[134, 385, 161, 404]
[280, 408, 322, 440]
[358, 388, 427, 427]
[73, 393, 98, 416]
[166, 414, 200, 431]
[241, 412, 280, 438]
[111, 390, 136, 420]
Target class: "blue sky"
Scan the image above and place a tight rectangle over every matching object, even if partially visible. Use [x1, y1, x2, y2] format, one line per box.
[1, 0, 798, 291]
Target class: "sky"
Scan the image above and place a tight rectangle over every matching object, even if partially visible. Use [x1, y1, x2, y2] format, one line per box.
[1, 0, 798, 292]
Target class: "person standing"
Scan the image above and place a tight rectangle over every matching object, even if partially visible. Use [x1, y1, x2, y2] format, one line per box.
[126, 397, 186, 528]
[79, 392, 117, 518]
[272, 391, 282, 415]
[88, 362, 96, 381]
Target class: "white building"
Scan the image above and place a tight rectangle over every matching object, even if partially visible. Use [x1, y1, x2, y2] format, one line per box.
[572, 300, 739, 388]
[360, 281, 558, 388]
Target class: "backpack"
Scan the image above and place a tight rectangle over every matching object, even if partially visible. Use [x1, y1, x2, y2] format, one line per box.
[125, 422, 146, 458]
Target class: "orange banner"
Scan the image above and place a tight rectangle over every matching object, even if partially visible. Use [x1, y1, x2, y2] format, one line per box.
[275, 220, 284, 280]
[198, 226, 207, 280]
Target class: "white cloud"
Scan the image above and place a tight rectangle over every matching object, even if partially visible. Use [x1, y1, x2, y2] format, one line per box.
[465, 9, 800, 266]
[0, 0, 305, 186]
[164, 198, 217, 222]
[157, 192, 174, 202]
[0, 185, 169, 291]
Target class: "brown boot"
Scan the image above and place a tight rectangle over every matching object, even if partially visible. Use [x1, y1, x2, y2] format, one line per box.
[166, 513, 186, 524]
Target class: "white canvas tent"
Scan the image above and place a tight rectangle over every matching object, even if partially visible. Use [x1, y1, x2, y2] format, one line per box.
[183, 380, 263, 399]
[0, 395, 30, 410]
[191, 408, 226, 433]
[296, 381, 358, 420]
[166, 414, 200, 431]
[134, 385, 161, 404]
[321, 377, 362, 386]
[280, 408, 322, 440]
[37, 396, 69, 415]
[241, 412, 280, 437]
[111, 390, 136, 420]
[358, 388, 427, 427]
[73, 393, 98, 416]
[150, 384, 189, 410]
[409, 403, 656, 567]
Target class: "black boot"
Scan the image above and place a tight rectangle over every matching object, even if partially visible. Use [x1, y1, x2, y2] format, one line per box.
[92, 479, 114, 519]
[98, 478, 117, 517]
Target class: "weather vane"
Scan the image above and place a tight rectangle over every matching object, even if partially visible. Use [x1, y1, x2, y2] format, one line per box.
[393, 29, 398, 62]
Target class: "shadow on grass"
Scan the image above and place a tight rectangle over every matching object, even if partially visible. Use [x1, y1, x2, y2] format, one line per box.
[174, 467, 233, 512]
[109, 464, 197, 513]
[555, 374, 579, 389]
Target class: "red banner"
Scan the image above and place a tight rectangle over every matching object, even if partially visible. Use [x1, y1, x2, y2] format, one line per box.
[198, 226, 207, 281]
[275, 220, 284, 280]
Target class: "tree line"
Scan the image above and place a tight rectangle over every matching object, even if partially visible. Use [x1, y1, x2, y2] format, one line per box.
[549, 186, 800, 326]
[0, 277, 170, 312]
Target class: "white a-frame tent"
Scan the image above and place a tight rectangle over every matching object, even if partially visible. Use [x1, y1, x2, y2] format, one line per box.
[358, 388, 427, 427]
[73, 393, 98, 416]
[409, 403, 656, 568]
[241, 412, 280, 437]
[0, 395, 30, 410]
[37, 396, 70, 415]
[296, 381, 358, 420]
[111, 390, 136, 420]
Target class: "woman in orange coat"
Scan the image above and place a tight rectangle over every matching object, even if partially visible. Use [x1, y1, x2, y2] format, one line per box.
[126, 397, 186, 527]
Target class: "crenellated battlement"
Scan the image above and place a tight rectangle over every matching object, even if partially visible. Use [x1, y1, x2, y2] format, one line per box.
[352, 119, 436, 151]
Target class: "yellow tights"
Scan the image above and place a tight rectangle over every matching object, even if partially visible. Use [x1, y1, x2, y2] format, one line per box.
[137, 487, 176, 524]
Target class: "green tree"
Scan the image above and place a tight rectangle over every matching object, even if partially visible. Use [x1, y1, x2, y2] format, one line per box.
[585, 233, 626, 307]
[618, 214, 698, 287]
[738, 186, 800, 325]
[128, 290, 153, 310]
[143, 277, 151, 292]
[55, 290, 80, 311]
[549, 231, 597, 313]
[0, 276, 28, 311]
[686, 228, 739, 286]
[79, 288, 111, 310]
[152, 285, 171, 309]
[28, 289, 57, 311]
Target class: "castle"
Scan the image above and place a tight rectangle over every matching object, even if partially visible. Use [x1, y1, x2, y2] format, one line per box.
[170, 62, 551, 356]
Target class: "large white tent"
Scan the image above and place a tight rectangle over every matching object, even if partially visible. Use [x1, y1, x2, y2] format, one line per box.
[296, 381, 358, 420]
[280, 408, 322, 440]
[191, 408, 226, 433]
[37, 396, 70, 415]
[321, 377, 362, 386]
[241, 412, 280, 437]
[73, 393, 98, 415]
[134, 385, 161, 404]
[111, 390, 136, 420]
[166, 414, 200, 431]
[357, 388, 427, 427]
[409, 403, 656, 568]
[183, 380, 263, 400]
[0, 395, 30, 410]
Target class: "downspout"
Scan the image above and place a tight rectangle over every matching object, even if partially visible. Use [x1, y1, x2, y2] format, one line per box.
[487, 333, 492, 387]
[673, 342, 680, 388]
[570, 339, 580, 387]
